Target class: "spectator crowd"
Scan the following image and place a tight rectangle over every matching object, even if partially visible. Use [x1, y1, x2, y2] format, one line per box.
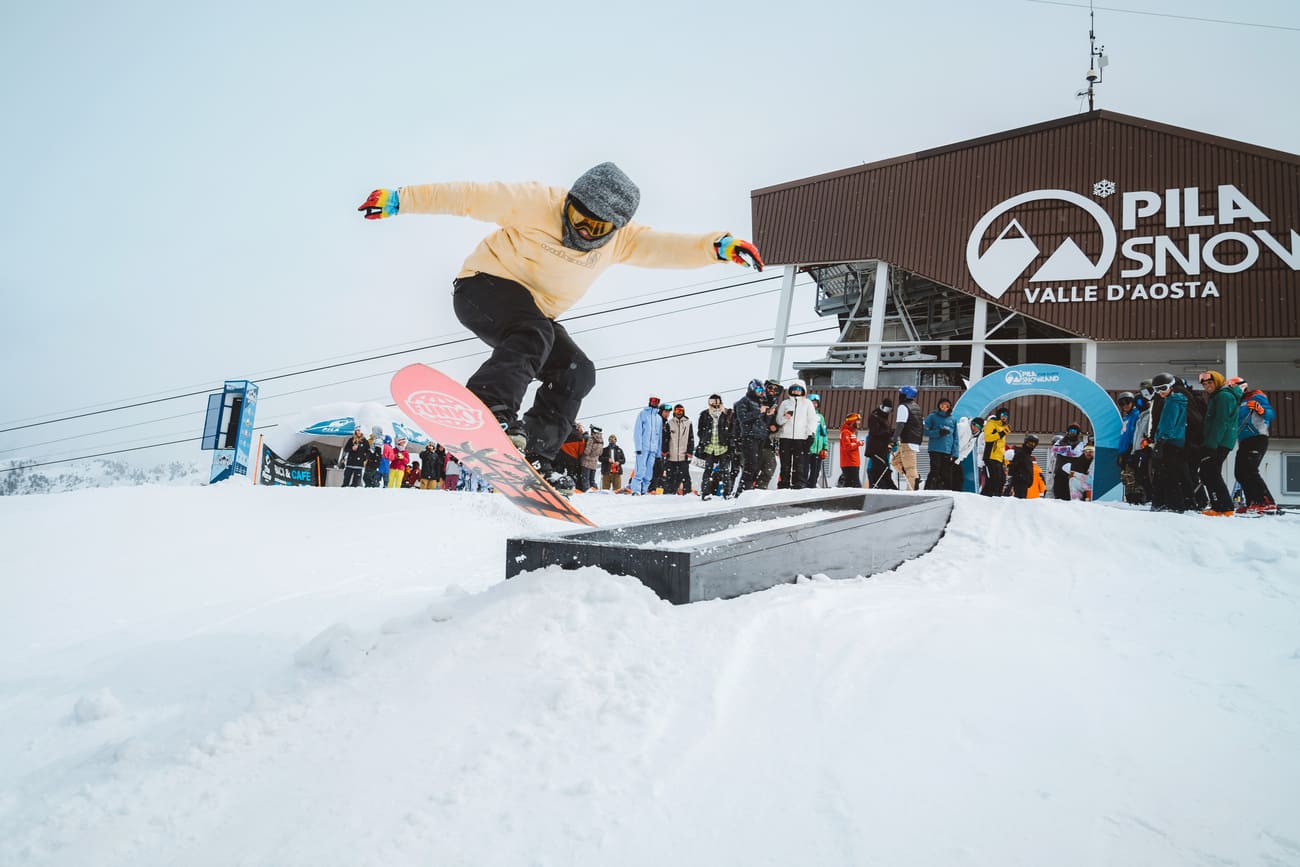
[332, 370, 1280, 516]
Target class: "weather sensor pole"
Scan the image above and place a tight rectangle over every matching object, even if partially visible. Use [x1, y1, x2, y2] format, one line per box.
[1078, 0, 1108, 110]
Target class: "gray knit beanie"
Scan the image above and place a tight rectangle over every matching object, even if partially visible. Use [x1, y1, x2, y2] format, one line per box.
[562, 162, 639, 252]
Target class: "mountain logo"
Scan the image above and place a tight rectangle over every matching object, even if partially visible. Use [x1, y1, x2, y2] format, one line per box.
[403, 390, 484, 431]
[966, 190, 1117, 299]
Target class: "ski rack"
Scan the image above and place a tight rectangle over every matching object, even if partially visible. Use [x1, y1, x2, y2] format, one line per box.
[505, 491, 954, 604]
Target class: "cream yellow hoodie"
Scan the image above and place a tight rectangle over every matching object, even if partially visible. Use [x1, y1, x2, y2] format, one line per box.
[398, 181, 728, 318]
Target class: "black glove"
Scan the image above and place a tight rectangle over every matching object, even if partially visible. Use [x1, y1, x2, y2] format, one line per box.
[937, 429, 950, 437]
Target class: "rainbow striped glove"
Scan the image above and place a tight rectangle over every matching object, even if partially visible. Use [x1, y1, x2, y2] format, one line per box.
[715, 235, 764, 271]
[358, 188, 400, 220]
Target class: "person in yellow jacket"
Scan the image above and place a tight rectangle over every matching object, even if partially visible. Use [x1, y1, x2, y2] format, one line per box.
[358, 164, 763, 488]
[981, 406, 1011, 496]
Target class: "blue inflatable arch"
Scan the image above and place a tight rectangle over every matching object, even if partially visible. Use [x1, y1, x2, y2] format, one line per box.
[951, 363, 1123, 502]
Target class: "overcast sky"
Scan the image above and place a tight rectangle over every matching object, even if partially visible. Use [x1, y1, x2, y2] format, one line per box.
[2, 0, 1297, 468]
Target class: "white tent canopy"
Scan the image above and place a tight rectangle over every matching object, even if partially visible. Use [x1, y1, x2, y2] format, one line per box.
[262, 401, 429, 461]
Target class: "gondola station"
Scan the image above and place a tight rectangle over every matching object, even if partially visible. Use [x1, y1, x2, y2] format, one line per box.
[751, 110, 1299, 504]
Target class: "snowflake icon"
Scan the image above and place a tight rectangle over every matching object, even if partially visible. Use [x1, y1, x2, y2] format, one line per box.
[1093, 179, 1116, 198]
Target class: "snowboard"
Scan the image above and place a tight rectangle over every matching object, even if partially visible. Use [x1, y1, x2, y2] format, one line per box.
[390, 364, 595, 527]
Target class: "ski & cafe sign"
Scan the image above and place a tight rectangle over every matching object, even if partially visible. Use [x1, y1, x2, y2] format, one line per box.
[966, 183, 1300, 306]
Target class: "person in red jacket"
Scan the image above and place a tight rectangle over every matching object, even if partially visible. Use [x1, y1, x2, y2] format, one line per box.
[388, 438, 410, 488]
[838, 412, 864, 488]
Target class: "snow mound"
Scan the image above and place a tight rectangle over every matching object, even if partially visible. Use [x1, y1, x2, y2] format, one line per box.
[1, 484, 1298, 866]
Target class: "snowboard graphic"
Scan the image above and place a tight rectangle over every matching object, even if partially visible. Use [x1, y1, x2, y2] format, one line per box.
[390, 364, 595, 527]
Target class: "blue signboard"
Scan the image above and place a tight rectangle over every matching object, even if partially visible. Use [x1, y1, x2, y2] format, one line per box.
[205, 380, 259, 484]
[232, 381, 258, 475]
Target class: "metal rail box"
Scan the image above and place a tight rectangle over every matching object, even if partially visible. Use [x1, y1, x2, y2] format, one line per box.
[505, 492, 953, 604]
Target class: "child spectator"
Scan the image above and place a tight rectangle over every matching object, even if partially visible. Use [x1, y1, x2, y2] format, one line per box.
[838, 412, 863, 488]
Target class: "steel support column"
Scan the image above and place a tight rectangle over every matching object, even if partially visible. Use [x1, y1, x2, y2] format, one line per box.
[862, 261, 890, 389]
[969, 297, 988, 383]
[768, 264, 797, 382]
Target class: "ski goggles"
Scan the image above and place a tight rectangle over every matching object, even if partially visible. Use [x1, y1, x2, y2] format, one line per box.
[1153, 383, 1173, 395]
[566, 200, 615, 239]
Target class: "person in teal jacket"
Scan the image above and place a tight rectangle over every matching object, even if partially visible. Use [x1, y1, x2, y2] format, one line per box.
[1231, 377, 1276, 512]
[923, 397, 961, 490]
[1198, 370, 1243, 515]
[1151, 372, 1190, 512]
[803, 394, 829, 488]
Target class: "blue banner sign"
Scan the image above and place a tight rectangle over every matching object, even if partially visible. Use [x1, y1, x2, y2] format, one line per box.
[300, 416, 357, 437]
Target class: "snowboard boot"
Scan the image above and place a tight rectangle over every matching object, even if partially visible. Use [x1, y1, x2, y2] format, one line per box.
[526, 454, 575, 492]
[489, 405, 528, 452]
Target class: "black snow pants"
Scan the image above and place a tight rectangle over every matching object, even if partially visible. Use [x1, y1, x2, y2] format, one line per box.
[453, 273, 596, 461]
[1235, 436, 1273, 506]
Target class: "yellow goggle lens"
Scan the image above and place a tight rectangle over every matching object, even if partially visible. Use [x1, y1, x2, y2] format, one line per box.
[566, 202, 615, 238]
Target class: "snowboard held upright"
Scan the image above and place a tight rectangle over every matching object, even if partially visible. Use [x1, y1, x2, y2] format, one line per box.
[390, 364, 595, 527]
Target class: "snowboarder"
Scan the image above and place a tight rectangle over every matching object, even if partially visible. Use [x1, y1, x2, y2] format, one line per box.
[359, 164, 762, 489]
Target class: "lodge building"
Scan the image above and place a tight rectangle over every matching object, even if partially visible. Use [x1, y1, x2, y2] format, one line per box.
[751, 111, 1299, 503]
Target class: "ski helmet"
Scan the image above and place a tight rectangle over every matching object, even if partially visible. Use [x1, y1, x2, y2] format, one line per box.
[748, 378, 765, 395]
[1151, 372, 1177, 392]
[1117, 391, 1135, 405]
[898, 385, 918, 399]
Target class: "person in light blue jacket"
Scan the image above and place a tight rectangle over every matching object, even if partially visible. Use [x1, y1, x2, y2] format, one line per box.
[1233, 378, 1276, 512]
[923, 397, 960, 489]
[630, 396, 664, 495]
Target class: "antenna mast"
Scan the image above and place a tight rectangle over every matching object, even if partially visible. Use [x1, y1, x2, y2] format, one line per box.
[1078, 0, 1108, 110]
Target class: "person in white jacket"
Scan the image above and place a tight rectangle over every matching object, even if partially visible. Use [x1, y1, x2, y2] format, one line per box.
[775, 379, 819, 489]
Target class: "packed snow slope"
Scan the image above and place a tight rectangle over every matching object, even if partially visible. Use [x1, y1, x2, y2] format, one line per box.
[2, 484, 1298, 867]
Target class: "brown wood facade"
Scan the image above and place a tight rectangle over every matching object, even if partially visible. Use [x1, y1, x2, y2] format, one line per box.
[752, 111, 1300, 342]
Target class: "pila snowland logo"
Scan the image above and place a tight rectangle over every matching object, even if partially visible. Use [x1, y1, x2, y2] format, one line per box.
[965, 184, 1300, 304]
[403, 390, 484, 431]
[1004, 369, 1060, 385]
